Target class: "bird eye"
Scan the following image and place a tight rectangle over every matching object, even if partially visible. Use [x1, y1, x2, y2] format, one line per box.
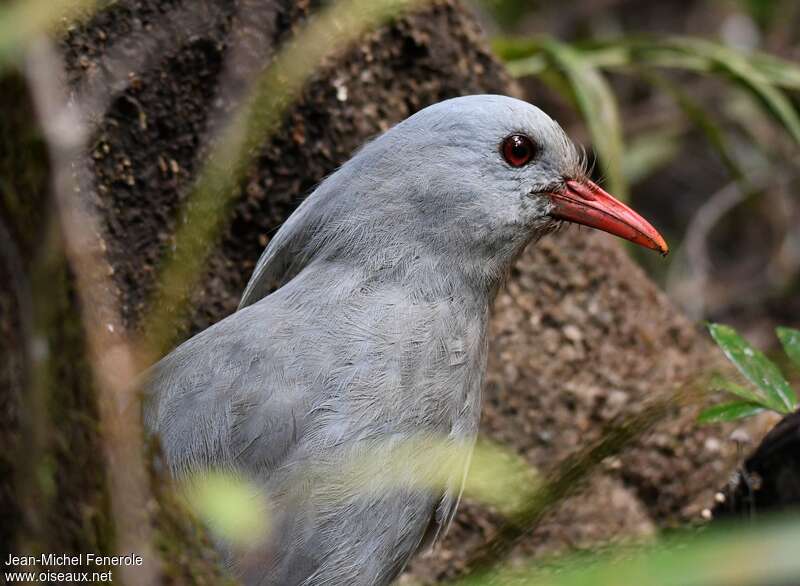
[501, 134, 536, 167]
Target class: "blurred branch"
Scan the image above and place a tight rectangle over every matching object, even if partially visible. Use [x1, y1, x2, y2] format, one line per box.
[24, 37, 158, 585]
[139, 0, 427, 359]
[669, 171, 799, 322]
[670, 181, 749, 321]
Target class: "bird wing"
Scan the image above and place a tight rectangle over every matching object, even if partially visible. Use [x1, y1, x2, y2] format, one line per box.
[142, 301, 311, 478]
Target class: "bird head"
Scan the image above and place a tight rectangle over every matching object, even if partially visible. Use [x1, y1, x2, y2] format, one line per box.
[373, 94, 668, 258]
[239, 94, 667, 307]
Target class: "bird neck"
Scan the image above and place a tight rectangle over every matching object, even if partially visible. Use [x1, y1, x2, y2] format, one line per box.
[304, 228, 525, 307]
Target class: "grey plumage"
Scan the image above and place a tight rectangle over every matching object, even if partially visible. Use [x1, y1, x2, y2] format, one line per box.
[143, 94, 585, 585]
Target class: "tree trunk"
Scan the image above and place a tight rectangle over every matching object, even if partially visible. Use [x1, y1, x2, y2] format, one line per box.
[1, 0, 766, 582]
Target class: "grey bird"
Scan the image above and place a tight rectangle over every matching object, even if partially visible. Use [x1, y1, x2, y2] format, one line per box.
[143, 94, 667, 586]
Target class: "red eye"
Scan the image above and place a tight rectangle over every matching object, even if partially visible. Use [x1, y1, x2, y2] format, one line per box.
[501, 134, 536, 167]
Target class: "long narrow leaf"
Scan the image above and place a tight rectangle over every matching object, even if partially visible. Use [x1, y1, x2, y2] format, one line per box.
[586, 35, 800, 91]
[708, 323, 797, 413]
[698, 400, 765, 424]
[777, 327, 800, 374]
[538, 39, 627, 199]
[749, 52, 800, 91]
[655, 38, 800, 144]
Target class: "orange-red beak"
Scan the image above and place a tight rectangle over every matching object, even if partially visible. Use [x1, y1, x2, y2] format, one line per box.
[546, 179, 668, 255]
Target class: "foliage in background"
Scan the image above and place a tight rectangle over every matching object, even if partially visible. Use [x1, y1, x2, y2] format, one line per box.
[492, 35, 800, 199]
[700, 323, 800, 423]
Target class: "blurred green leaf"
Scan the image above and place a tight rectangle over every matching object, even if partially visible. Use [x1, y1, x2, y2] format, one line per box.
[538, 39, 627, 199]
[184, 471, 271, 547]
[777, 326, 800, 372]
[698, 400, 765, 424]
[492, 37, 543, 62]
[663, 37, 800, 145]
[466, 438, 540, 516]
[0, 0, 100, 67]
[452, 516, 800, 586]
[336, 435, 540, 518]
[587, 36, 800, 91]
[500, 34, 800, 90]
[622, 128, 682, 186]
[749, 51, 800, 91]
[708, 323, 797, 413]
[499, 34, 800, 151]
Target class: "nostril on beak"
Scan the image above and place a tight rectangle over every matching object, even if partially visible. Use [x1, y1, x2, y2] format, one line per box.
[565, 179, 597, 201]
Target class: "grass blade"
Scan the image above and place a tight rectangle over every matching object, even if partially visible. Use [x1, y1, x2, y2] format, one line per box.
[656, 38, 800, 145]
[538, 39, 627, 199]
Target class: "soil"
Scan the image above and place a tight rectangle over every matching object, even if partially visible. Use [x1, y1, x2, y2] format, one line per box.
[0, 0, 778, 580]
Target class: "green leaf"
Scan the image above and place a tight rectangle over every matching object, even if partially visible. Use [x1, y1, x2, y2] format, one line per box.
[708, 323, 797, 413]
[748, 51, 800, 91]
[0, 0, 100, 68]
[491, 37, 543, 62]
[698, 401, 765, 424]
[538, 39, 628, 200]
[710, 373, 766, 406]
[582, 35, 800, 91]
[622, 128, 682, 185]
[777, 327, 800, 374]
[184, 471, 271, 546]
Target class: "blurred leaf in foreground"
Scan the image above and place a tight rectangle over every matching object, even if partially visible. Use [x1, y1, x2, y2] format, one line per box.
[662, 37, 800, 145]
[0, 0, 99, 67]
[333, 435, 540, 518]
[183, 471, 272, 548]
[451, 515, 800, 586]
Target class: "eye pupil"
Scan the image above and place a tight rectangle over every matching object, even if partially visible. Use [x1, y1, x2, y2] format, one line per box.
[502, 134, 535, 167]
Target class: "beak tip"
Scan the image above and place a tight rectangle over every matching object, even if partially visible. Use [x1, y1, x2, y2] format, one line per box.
[552, 179, 670, 257]
[655, 235, 669, 257]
